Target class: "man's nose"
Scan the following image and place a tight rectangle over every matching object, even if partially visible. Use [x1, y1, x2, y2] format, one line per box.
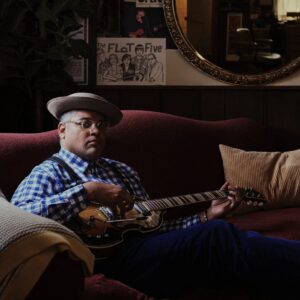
[89, 123, 100, 134]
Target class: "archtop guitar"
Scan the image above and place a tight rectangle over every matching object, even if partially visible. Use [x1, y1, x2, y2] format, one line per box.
[74, 188, 265, 259]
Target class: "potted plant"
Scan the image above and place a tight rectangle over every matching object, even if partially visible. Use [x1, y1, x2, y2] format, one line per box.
[0, 0, 95, 131]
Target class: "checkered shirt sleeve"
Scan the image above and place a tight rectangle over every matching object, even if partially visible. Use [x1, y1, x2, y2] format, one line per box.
[11, 163, 87, 224]
[159, 214, 200, 232]
[11, 148, 201, 231]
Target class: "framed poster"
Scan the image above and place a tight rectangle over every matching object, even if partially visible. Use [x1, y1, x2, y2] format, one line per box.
[96, 0, 175, 48]
[226, 13, 243, 62]
[65, 18, 89, 84]
[96, 0, 171, 86]
[97, 37, 166, 85]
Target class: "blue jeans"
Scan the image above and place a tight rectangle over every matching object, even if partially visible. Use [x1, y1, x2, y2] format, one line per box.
[95, 219, 300, 298]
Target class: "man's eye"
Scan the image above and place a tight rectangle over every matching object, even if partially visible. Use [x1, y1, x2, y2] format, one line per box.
[81, 120, 92, 128]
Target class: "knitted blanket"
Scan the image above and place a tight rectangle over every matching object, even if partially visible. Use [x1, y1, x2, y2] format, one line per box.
[0, 192, 94, 300]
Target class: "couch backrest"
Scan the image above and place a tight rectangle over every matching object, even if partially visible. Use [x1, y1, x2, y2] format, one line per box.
[0, 110, 276, 200]
[0, 131, 60, 198]
[104, 111, 276, 199]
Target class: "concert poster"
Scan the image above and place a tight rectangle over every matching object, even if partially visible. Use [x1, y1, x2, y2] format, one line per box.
[96, 37, 166, 85]
[96, 0, 176, 49]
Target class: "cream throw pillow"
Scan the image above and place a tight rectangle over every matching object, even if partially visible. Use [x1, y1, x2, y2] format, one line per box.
[219, 144, 300, 216]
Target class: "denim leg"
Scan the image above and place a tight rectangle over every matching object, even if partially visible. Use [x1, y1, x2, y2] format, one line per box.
[245, 231, 300, 287]
[95, 220, 300, 298]
[96, 219, 249, 298]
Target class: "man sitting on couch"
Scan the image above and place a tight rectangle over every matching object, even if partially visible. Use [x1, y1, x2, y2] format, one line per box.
[11, 92, 300, 298]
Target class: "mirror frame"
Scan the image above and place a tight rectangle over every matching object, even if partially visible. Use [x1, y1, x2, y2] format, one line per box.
[163, 0, 300, 85]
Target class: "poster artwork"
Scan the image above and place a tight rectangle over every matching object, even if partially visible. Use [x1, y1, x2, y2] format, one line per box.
[136, 0, 163, 8]
[97, 37, 166, 85]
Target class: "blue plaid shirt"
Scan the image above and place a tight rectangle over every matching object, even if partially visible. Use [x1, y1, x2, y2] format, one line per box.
[11, 148, 200, 232]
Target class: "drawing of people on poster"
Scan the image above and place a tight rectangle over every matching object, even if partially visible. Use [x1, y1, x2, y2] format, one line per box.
[97, 37, 166, 85]
[120, 54, 136, 81]
[102, 54, 123, 82]
[132, 44, 148, 81]
[147, 53, 163, 82]
[97, 48, 110, 81]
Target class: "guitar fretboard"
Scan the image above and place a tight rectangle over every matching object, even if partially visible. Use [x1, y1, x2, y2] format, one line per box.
[135, 190, 228, 213]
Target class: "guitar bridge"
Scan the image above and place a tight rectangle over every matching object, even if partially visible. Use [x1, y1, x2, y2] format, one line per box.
[98, 206, 114, 220]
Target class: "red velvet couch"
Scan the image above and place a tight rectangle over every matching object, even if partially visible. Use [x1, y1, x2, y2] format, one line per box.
[1, 110, 300, 299]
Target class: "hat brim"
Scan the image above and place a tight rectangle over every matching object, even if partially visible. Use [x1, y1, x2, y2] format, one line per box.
[47, 95, 122, 126]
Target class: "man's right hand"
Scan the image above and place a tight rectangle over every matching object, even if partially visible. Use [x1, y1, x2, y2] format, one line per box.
[83, 182, 134, 217]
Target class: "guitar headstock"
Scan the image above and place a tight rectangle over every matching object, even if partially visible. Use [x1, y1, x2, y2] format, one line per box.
[242, 188, 266, 207]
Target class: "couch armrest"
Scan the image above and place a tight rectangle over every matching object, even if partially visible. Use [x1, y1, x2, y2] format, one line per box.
[0, 196, 94, 300]
[26, 252, 84, 300]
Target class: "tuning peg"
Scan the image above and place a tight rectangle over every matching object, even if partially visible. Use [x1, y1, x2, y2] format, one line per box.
[258, 202, 264, 207]
[246, 200, 252, 205]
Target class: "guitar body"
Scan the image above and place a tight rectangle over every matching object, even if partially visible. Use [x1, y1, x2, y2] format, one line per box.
[78, 205, 164, 259]
[74, 188, 265, 259]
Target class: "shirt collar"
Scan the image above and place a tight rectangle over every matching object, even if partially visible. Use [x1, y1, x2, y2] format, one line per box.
[58, 148, 90, 173]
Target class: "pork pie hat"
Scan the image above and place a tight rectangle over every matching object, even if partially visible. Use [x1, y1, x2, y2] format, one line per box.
[47, 92, 123, 126]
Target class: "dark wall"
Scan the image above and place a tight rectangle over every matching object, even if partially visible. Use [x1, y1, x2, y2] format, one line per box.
[6, 85, 297, 151]
[2, 1, 300, 152]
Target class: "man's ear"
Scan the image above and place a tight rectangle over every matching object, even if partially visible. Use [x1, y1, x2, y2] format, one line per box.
[58, 122, 66, 139]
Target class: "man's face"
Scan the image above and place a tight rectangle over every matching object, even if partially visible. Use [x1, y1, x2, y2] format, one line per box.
[148, 55, 156, 66]
[58, 110, 107, 161]
[136, 10, 145, 23]
[136, 49, 143, 56]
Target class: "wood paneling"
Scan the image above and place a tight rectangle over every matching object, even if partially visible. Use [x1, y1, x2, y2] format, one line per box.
[201, 90, 225, 120]
[4, 85, 300, 151]
[161, 89, 201, 118]
[224, 90, 264, 122]
[74, 86, 300, 150]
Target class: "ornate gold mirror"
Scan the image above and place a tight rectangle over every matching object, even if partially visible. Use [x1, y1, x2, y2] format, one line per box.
[163, 0, 300, 84]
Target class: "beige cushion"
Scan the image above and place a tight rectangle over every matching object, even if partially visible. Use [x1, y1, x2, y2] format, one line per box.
[0, 188, 94, 300]
[219, 144, 300, 216]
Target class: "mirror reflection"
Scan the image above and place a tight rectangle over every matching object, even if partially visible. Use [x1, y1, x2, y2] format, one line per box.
[175, 0, 300, 75]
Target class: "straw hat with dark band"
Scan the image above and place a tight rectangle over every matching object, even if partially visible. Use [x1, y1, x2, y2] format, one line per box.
[47, 92, 123, 126]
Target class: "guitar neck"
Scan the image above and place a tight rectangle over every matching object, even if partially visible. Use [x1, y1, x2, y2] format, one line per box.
[135, 190, 228, 213]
